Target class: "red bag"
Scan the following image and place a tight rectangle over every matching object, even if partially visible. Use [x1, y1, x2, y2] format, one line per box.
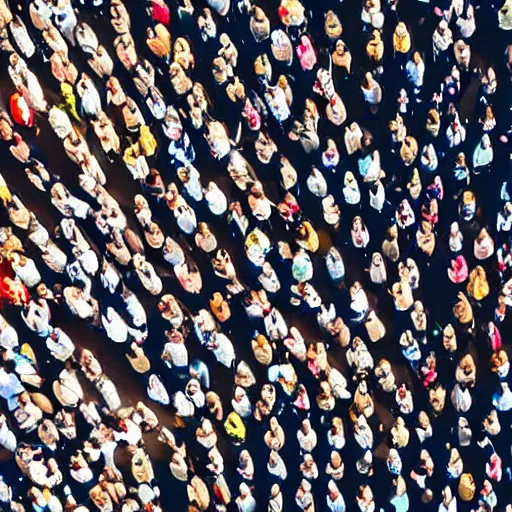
[10, 93, 34, 128]
[151, 0, 170, 25]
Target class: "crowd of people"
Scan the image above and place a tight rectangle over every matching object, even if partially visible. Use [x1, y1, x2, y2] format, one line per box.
[0, 0, 510, 510]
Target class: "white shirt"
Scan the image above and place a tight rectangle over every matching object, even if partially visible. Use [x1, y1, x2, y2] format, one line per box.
[406, 60, 425, 87]
[369, 184, 385, 212]
[258, 271, 281, 293]
[297, 429, 317, 452]
[497, 212, 512, 232]
[162, 342, 188, 367]
[100, 263, 121, 293]
[438, 498, 457, 512]
[0, 316, 18, 350]
[205, 185, 228, 216]
[102, 308, 128, 343]
[46, 329, 75, 361]
[327, 494, 346, 512]
[14, 258, 41, 288]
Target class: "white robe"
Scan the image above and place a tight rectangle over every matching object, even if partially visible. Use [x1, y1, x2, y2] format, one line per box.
[0, 315, 18, 350]
[53, 2, 77, 45]
[14, 258, 41, 288]
[46, 329, 75, 361]
[102, 308, 128, 343]
[211, 333, 235, 367]
[0, 421, 16, 452]
[96, 376, 121, 411]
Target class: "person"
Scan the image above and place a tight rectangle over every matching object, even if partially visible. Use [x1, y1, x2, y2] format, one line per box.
[325, 451, 344, 481]
[251, 333, 273, 365]
[474, 228, 494, 260]
[295, 479, 314, 511]
[473, 134, 494, 173]
[236, 483, 256, 512]
[46, 327, 75, 362]
[268, 450, 287, 481]
[76, 73, 102, 118]
[356, 485, 375, 512]
[361, 72, 382, 113]
[439, 486, 457, 512]
[268, 484, 283, 512]
[8, 54, 47, 112]
[297, 419, 317, 452]
[406, 52, 424, 97]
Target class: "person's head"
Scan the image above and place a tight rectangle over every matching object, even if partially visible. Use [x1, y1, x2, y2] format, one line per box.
[186, 379, 200, 395]
[239, 449, 250, 464]
[450, 222, 459, 240]
[344, 170, 356, 186]
[331, 416, 342, 434]
[477, 227, 489, 241]
[253, 6, 266, 22]
[259, 262, 273, 277]
[81, 349, 94, 366]
[396, 21, 407, 35]
[255, 333, 268, 347]
[335, 39, 345, 54]
[330, 451, 341, 467]
[421, 489, 433, 503]
[320, 381, 332, 396]
[36, 282, 49, 299]
[413, 51, 422, 64]
[363, 130, 374, 148]
[350, 281, 363, 298]
[234, 386, 245, 402]
[388, 448, 399, 461]
[198, 222, 210, 236]
[18, 391, 30, 406]
[219, 33, 230, 47]
[250, 181, 263, 197]
[362, 71, 373, 88]
[270, 484, 280, 498]
[442, 486, 452, 504]
[462, 190, 475, 205]
[134, 194, 147, 211]
[9, 53, 19, 67]
[239, 483, 250, 498]
[412, 411, 425, 429]
[303, 453, 314, 467]
[371, 252, 382, 266]
[262, 383, 274, 399]
[352, 216, 363, 230]
[359, 485, 373, 501]
[301, 479, 312, 492]
[414, 300, 424, 314]
[200, 418, 213, 434]
[302, 419, 311, 433]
